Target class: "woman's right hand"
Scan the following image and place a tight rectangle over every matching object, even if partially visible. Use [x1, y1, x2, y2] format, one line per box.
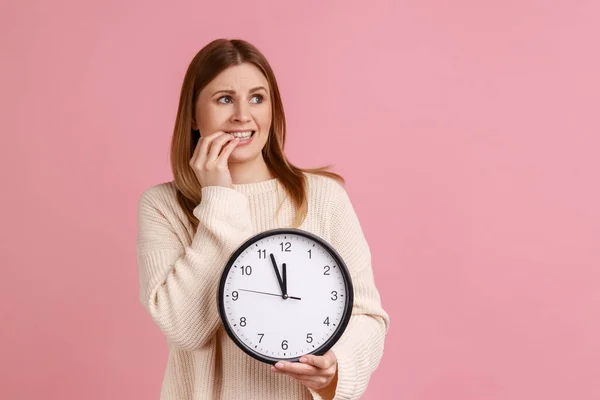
[189, 131, 240, 189]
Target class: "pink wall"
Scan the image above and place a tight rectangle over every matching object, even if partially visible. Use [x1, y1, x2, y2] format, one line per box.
[2, 0, 599, 398]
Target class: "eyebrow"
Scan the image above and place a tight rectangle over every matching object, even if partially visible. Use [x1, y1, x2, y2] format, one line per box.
[212, 86, 269, 96]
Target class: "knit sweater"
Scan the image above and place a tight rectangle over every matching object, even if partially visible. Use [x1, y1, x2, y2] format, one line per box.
[136, 173, 390, 400]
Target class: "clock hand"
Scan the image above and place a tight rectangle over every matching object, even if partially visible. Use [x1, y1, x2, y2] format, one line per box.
[282, 262, 288, 298]
[269, 253, 285, 297]
[238, 288, 301, 300]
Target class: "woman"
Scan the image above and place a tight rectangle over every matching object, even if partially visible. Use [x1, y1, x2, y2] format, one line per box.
[136, 38, 389, 400]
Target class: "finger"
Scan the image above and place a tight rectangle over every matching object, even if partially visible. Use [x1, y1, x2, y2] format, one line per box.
[272, 369, 332, 389]
[274, 366, 334, 380]
[299, 353, 335, 370]
[273, 361, 318, 376]
[273, 361, 335, 377]
[206, 133, 236, 163]
[196, 131, 228, 167]
[216, 136, 240, 166]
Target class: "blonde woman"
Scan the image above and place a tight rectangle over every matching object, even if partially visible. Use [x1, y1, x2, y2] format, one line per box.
[136, 38, 389, 400]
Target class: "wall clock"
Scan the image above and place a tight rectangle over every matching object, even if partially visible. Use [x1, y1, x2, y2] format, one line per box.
[218, 228, 354, 364]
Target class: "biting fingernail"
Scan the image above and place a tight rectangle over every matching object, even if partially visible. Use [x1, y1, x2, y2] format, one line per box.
[275, 362, 284, 369]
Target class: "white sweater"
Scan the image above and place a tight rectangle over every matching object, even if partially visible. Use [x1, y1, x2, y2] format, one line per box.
[136, 173, 390, 399]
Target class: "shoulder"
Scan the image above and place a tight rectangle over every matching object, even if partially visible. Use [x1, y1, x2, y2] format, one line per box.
[138, 180, 179, 213]
[304, 172, 350, 204]
[137, 180, 194, 237]
[303, 172, 354, 220]
[304, 172, 346, 196]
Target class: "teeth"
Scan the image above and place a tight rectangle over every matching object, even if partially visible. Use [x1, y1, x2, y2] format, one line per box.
[228, 131, 253, 139]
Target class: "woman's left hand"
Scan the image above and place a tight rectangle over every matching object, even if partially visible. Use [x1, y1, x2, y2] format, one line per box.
[271, 350, 338, 396]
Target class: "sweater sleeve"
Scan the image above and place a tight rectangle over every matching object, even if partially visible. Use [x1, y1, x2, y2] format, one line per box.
[136, 185, 254, 351]
[311, 182, 390, 400]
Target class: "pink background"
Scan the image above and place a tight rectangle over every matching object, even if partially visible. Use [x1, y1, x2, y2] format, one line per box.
[1, 0, 599, 399]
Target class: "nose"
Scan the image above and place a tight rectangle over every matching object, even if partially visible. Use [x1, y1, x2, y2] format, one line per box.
[231, 102, 251, 123]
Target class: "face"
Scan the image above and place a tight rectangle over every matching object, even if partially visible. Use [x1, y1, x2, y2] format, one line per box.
[193, 63, 272, 164]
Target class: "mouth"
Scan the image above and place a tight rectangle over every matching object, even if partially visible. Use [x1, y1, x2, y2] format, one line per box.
[225, 130, 256, 140]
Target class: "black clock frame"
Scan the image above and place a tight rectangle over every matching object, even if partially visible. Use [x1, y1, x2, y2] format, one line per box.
[217, 228, 354, 365]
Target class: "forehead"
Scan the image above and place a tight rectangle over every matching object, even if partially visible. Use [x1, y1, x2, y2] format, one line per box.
[206, 63, 269, 91]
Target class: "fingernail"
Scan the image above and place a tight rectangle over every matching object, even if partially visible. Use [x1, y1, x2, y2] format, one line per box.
[300, 357, 308, 363]
[275, 362, 284, 369]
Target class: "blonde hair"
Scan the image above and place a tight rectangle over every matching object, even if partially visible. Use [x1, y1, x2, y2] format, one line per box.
[170, 38, 344, 230]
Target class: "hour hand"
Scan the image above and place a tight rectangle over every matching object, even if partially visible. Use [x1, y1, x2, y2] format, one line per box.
[282, 263, 288, 298]
[269, 253, 285, 297]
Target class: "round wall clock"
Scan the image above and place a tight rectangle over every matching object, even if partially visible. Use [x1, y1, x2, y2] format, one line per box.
[218, 228, 354, 364]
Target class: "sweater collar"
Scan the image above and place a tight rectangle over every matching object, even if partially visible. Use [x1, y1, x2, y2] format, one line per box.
[232, 178, 279, 195]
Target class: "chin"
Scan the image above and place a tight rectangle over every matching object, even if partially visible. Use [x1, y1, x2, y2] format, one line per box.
[229, 140, 266, 162]
[229, 149, 260, 164]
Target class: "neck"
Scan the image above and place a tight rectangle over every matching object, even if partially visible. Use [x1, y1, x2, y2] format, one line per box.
[229, 154, 275, 185]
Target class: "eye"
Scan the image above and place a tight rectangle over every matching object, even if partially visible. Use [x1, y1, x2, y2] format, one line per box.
[250, 95, 264, 104]
[218, 96, 233, 104]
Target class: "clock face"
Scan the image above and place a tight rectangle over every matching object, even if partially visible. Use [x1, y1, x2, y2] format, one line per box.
[218, 228, 353, 365]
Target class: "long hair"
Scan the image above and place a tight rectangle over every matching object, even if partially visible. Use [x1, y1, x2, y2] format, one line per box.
[170, 38, 344, 230]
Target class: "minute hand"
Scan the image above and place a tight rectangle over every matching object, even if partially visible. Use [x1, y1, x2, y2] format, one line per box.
[238, 288, 301, 300]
